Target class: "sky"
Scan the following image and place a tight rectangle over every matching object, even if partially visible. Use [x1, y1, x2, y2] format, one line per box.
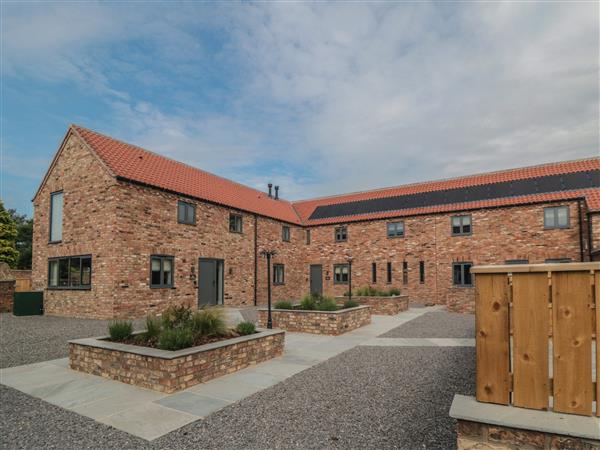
[1, 1, 598, 217]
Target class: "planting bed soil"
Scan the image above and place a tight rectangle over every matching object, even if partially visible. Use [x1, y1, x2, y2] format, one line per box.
[69, 329, 285, 393]
[257, 305, 371, 335]
[335, 294, 409, 315]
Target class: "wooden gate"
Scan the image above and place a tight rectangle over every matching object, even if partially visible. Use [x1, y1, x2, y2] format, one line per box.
[472, 262, 599, 417]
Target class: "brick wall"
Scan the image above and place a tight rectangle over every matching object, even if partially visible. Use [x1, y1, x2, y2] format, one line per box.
[32, 132, 121, 318]
[456, 419, 600, 449]
[335, 295, 409, 315]
[70, 330, 284, 393]
[257, 306, 371, 335]
[305, 201, 585, 313]
[0, 281, 15, 312]
[32, 131, 589, 318]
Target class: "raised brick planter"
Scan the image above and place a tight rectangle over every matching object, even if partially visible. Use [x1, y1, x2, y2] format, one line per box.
[450, 395, 600, 450]
[69, 329, 285, 393]
[335, 294, 408, 315]
[257, 305, 371, 335]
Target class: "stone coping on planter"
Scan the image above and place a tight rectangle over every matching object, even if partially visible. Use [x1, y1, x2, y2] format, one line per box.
[69, 328, 282, 360]
[450, 394, 600, 441]
[257, 305, 370, 314]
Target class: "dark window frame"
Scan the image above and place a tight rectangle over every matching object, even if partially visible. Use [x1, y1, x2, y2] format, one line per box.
[505, 259, 529, 265]
[47, 254, 92, 290]
[544, 258, 572, 264]
[273, 263, 285, 285]
[387, 221, 405, 238]
[543, 206, 570, 230]
[372, 262, 377, 283]
[386, 262, 392, 284]
[452, 262, 473, 287]
[402, 261, 408, 285]
[419, 261, 425, 284]
[150, 255, 175, 288]
[306, 229, 311, 245]
[177, 201, 196, 225]
[229, 213, 243, 233]
[333, 264, 349, 284]
[49, 190, 63, 243]
[451, 214, 472, 236]
[282, 226, 291, 242]
[334, 226, 347, 242]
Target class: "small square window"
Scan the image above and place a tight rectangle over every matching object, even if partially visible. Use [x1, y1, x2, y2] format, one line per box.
[333, 264, 349, 284]
[229, 214, 243, 233]
[282, 226, 291, 242]
[387, 221, 404, 238]
[273, 264, 285, 285]
[453, 262, 473, 286]
[178, 201, 196, 225]
[544, 206, 569, 229]
[505, 259, 529, 265]
[335, 226, 347, 242]
[451, 215, 472, 236]
[151, 256, 174, 288]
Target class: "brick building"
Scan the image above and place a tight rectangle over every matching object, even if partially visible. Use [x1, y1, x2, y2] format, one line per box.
[31, 125, 600, 318]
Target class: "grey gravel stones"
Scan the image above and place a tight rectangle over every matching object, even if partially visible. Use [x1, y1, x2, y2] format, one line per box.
[379, 311, 475, 339]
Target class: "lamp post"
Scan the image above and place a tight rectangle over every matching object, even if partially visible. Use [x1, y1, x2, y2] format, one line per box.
[346, 255, 353, 303]
[260, 249, 277, 329]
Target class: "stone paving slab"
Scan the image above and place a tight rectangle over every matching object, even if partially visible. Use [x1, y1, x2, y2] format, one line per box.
[0, 306, 437, 441]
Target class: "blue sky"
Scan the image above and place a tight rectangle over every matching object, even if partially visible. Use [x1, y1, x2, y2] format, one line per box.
[2, 2, 598, 217]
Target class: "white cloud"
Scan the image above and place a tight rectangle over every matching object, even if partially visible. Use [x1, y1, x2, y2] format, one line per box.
[3, 2, 598, 201]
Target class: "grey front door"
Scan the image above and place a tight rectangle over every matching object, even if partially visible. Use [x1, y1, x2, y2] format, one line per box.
[310, 265, 323, 296]
[198, 259, 223, 307]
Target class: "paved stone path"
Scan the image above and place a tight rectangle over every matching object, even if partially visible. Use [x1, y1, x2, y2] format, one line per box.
[1, 306, 444, 441]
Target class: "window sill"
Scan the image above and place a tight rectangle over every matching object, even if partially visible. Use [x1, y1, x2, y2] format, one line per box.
[48, 240, 62, 245]
[452, 285, 474, 288]
[451, 234, 472, 237]
[543, 226, 570, 230]
[387, 235, 404, 239]
[47, 287, 91, 291]
[150, 286, 176, 289]
[229, 230, 243, 234]
[177, 222, 196, 226]
[273, 283, 285, 286]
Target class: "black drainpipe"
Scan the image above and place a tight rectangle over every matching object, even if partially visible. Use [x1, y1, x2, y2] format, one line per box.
[254, 214, 258, 306]
[587, 211, 594, 261]
[577, 200, 584, 262]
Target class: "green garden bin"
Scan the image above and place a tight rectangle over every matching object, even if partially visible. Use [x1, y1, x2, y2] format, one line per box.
[13, 291, 44, 316]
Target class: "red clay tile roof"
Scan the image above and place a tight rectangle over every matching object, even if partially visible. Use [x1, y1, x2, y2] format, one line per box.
[72, 125, 302, 224]
[71, 125, 600, 225]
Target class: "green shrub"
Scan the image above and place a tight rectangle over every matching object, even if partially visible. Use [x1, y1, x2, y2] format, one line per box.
[236, 321, 256, 335]
[274, 300, 293, 310]
[133, 333, 149, 344]
[190, 308, 227, 337]
[343, 299, 360, 308]
[108, 320, 133, 341]
[157, 327, 194, 351]
[388, 287, 401, 296]
[162, 304, 193, 330]
[145, 315, 162, 340]
[299, 294, 317, 310]
[316, 296, 339, 311]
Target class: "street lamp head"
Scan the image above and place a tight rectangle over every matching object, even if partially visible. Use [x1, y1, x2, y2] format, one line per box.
[260, 249, 277, 258]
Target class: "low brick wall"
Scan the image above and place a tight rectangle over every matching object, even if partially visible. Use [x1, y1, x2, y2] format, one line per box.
[335, 294, 408, 315]
[69, 329, 285, 393]
[0, 280, 15, 313]
[456, 419, 600, 450]
[258, 305, 371, 335]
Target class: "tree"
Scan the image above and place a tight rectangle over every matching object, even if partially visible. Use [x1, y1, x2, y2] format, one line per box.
[0, 200, 19, 268]
[8, 208, 33, 269]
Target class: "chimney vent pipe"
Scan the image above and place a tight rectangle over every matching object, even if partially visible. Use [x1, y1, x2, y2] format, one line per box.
[274, 186, 279, 200]
[268, 183, 273, 198]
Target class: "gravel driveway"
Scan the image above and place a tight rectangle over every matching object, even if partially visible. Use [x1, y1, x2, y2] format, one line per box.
[1, 309, 475, 449]
[380, 311, 475, 339]
[0, 313, 143, 369]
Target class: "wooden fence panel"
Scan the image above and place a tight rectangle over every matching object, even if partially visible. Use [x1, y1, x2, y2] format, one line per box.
[512, 273, 549, 410]
[14, 278, 32, 292]
[476, 273, 510, 405]
[552, 271, 593, 416]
